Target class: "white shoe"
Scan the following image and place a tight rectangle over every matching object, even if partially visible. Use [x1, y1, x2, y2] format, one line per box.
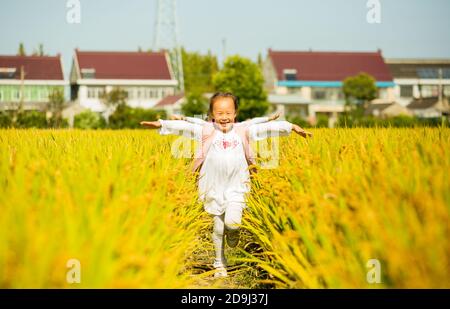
[214, 267, 228, 278]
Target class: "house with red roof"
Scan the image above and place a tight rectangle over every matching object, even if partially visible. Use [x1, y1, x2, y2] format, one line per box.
[0, 54, 66, 111]
[153, 93, 185, 116]
[70, 49, 178, 113]
[263, 49, 396, 125]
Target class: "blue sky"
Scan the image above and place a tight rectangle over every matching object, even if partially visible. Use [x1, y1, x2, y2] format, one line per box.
[1, 0, 449, 78]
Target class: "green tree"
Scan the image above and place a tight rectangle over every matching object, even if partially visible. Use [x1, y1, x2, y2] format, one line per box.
[181, 93, 208, 117]
[109, 106, 165, 129]
[181, 48, 219, 95]
[102, 87, 127, 109]
[342, 73, 378, 119]
[16, 111, 48, 128]
[74, 110, 105, 129]
[32, 43, 45, 56]
[47, 89, 66, 128]
[213, 55, 269, 121]
[0, 111, 12, 128]
[101, 87, 128, 126]
[257, 52, 263, 69]
[18, 43, 26, 56]
[39, 43, 45, 56]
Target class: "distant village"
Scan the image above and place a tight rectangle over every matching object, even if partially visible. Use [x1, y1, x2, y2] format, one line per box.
[0, 47, 449, 128]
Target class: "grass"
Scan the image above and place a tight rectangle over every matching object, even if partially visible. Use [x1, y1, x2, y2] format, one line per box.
[0, 127, 448, 288]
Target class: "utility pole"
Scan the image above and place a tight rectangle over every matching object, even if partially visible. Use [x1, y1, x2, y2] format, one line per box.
[19, 65, 24, 113]
[153, 0, 185, 93]
[438, 68, 448, 126]
[11, 65, 25, 126]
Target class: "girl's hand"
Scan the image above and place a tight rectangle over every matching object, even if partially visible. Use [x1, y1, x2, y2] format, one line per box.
[169, 114, 185, 120]
[140, 121, 162, 129]
[268, 112, 281, 121]
[292, 124, 313, 138]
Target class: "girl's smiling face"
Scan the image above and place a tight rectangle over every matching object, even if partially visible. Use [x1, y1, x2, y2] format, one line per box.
[211, 97, 237, 132]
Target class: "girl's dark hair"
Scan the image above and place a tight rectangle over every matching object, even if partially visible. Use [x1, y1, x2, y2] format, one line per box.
[208, 92, 239, 121]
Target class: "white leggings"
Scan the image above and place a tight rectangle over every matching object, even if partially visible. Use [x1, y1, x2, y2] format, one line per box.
[211, 203, 244, 269]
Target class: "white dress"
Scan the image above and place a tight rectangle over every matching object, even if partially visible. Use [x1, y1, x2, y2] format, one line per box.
[158, 119, 293, 215]
[198, 127, 251, 215]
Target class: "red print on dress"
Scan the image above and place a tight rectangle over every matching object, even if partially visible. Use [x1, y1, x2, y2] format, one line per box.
[215, 138, 239, 150]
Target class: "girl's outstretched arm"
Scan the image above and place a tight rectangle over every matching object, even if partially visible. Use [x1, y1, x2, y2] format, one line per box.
[268, 112, 281, 121]
[291, 124, 313, 138]
[248, 120, 313, 141]
[140, 119, 202, 141]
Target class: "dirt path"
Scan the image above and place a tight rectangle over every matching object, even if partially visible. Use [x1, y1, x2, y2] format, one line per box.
[185, 227, 256, 288]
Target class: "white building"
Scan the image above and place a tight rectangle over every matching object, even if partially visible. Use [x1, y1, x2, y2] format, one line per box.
[70, 49, 178, 115]
[0, 54, 67, 111]
[386, 59, 450, 118]
[263, 49, 396, 125]
[386, 59, 450, 107]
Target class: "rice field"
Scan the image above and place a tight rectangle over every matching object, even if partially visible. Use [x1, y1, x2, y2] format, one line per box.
[0, 127, 449, 288]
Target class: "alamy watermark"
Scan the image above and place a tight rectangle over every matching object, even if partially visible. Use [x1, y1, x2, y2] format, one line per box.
[366, 0, 381, 24]
[366, 259, 382, 284]
[66, 0, 81, 24]
[66, 258, 81, 284]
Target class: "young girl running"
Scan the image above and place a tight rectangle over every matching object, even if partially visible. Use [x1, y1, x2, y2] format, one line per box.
[140, 92, 313, 278]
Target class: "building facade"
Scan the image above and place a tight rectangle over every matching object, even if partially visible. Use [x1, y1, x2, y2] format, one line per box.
[70, 50, 179, 114]
[263, 49, 396, 125]
[0, 55, 66, 111]
[386, 59, 450, 117]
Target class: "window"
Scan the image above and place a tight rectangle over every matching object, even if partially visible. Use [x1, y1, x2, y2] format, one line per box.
[25, 88, 32, 101]
[87, 87, 94, 98]
[38, 88, 49, 101]
[312, 88, 326, 100]
[400, 85, 413, 98]
[87, 87, 104, 99]
[283, 69, 297, 81]
[126, 88, 133, 100]
[145, 88, 152, 99]
[0, 67, 17, 79]
[417, 68, 450, 80]
[12, 89, 20, 101]
[81, 68, 96, 79]
[287, 87, 301, 94]
[445, 86, 450, 96]
[98, 87, 105, 98]
[420, 85, 439, 97]
[417, 68, 438, 79]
